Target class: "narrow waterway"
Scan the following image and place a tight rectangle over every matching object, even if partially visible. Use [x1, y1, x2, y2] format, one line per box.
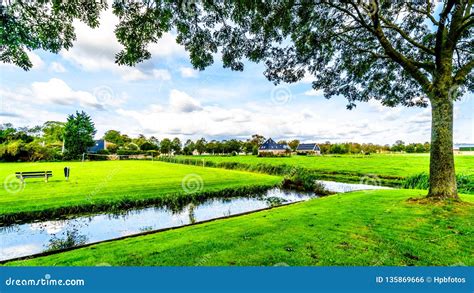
[0, 181, 390, 261]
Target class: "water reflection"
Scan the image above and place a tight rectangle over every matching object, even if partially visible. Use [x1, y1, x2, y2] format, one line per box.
[1, 188, 315, 261]
[1, 181, 389, 261]
[317, 180, 391, 193]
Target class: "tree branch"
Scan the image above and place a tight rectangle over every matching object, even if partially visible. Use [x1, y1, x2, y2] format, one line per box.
[368, 1, 432, 93]
[321, 1, 375, 34]
[447, 1, 468, 50]
[435, 0, 456, 69]
[453, 59, 474, 84]
[379, 16, 435, 55]
[406, 3, 439, 26]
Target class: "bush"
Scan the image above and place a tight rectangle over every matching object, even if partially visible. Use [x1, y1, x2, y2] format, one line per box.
[402, 173, 474, 194]
[97, 149, 110, 155]
[117, 149, 144, 156]
[106, 143, 118, 154]
[281, 169, 332, 194]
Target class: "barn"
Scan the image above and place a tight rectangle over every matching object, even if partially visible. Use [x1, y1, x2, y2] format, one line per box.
[296, 143, 321, 155]
[258, 138, 290, 155]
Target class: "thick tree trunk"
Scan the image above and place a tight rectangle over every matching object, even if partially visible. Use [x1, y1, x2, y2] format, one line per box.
[428, 97, 458, 199]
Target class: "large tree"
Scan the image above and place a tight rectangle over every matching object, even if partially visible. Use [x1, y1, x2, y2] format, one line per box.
[111, 0, 473, 200]
[2, 1, 473, 199]
[64, 111, 96, 159]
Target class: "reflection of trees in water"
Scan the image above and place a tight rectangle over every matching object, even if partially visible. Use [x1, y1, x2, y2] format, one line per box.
[188, 203, 196, 224]
[265, 197, 287, 207]
[44, 226, 87, 252]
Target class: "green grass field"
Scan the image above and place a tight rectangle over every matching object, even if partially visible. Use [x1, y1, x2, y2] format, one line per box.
[179, 154, 474, 179]
[7, 189, 473, 266]
[0, 161, 281, 224]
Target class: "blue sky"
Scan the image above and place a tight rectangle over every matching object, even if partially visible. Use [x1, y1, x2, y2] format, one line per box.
[0, 9, 472, 145]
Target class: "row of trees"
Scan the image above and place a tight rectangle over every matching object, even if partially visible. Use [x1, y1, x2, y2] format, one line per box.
[318, 141, 431, 154]
[1, 116, 432, 162]
[0, 111, 96, 161]
[100, 133, 433, 156]
[101, 133, 265, 156]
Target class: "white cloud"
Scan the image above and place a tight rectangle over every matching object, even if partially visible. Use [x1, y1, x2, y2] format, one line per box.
[0, 78, 127, 115]
[27, 51, 45, 69]
[60, 8, 185, 81]
[31, 78, 104, 110]
[300, 73, 314, 84]
[408, 108, 431, 124]
[152, 69, 172, 80]
[169, 89, 202, 112]
[49, 62, 67, 73]
[113, 89, 393, 141]
[179, 67, 198, 78]
[0, 89, 66, 125]
[304, 89, 324, 96]
[121, 68, 171, 82]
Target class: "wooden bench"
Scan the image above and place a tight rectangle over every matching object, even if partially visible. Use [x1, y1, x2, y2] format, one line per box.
[15, 171, 53, 183]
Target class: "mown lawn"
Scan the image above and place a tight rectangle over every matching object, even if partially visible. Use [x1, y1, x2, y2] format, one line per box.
[7, 189, 473, 266]
[179, 154, 474, 179]
[0, 161, 281, 222]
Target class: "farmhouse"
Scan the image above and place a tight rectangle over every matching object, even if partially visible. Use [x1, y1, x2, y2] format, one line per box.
[88, 139, 109, 153]
[296, 143, 321, 155]
[258, 138, 290, 155]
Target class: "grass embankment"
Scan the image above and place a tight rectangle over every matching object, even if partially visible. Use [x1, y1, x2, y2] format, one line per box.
[169, 154, 474, 192]
[0, 161, 281, 225]
[6, 189, 473, 266]
[177, 154, 474, 177]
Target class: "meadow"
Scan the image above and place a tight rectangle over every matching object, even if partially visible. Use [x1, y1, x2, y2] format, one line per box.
[1, 155, 473, 266]
[170, 154, 474, 193]
[178, 154, 474, 179]
[7, 189, 473, 266]
[0, 161, 281, 225]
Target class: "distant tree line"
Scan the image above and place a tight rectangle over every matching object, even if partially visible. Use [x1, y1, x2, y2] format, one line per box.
[1, 113, 433, 162]
[317, 140, 431, 155]
[101, 133, 267, 156]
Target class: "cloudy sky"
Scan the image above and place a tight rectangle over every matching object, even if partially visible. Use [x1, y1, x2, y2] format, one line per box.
[0, 9, 472, 145]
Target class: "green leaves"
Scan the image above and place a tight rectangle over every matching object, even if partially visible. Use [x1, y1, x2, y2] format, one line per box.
[1, 0, 107, 70]
[2, 1, 472, 106]
[64, 111, 96, 159]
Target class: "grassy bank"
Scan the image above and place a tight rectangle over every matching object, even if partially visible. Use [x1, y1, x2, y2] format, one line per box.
[177, 153, 474, 177]
[7, 189, 473, 266]
[166, 155, 474, 193]
[0, 161, 281, 225]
